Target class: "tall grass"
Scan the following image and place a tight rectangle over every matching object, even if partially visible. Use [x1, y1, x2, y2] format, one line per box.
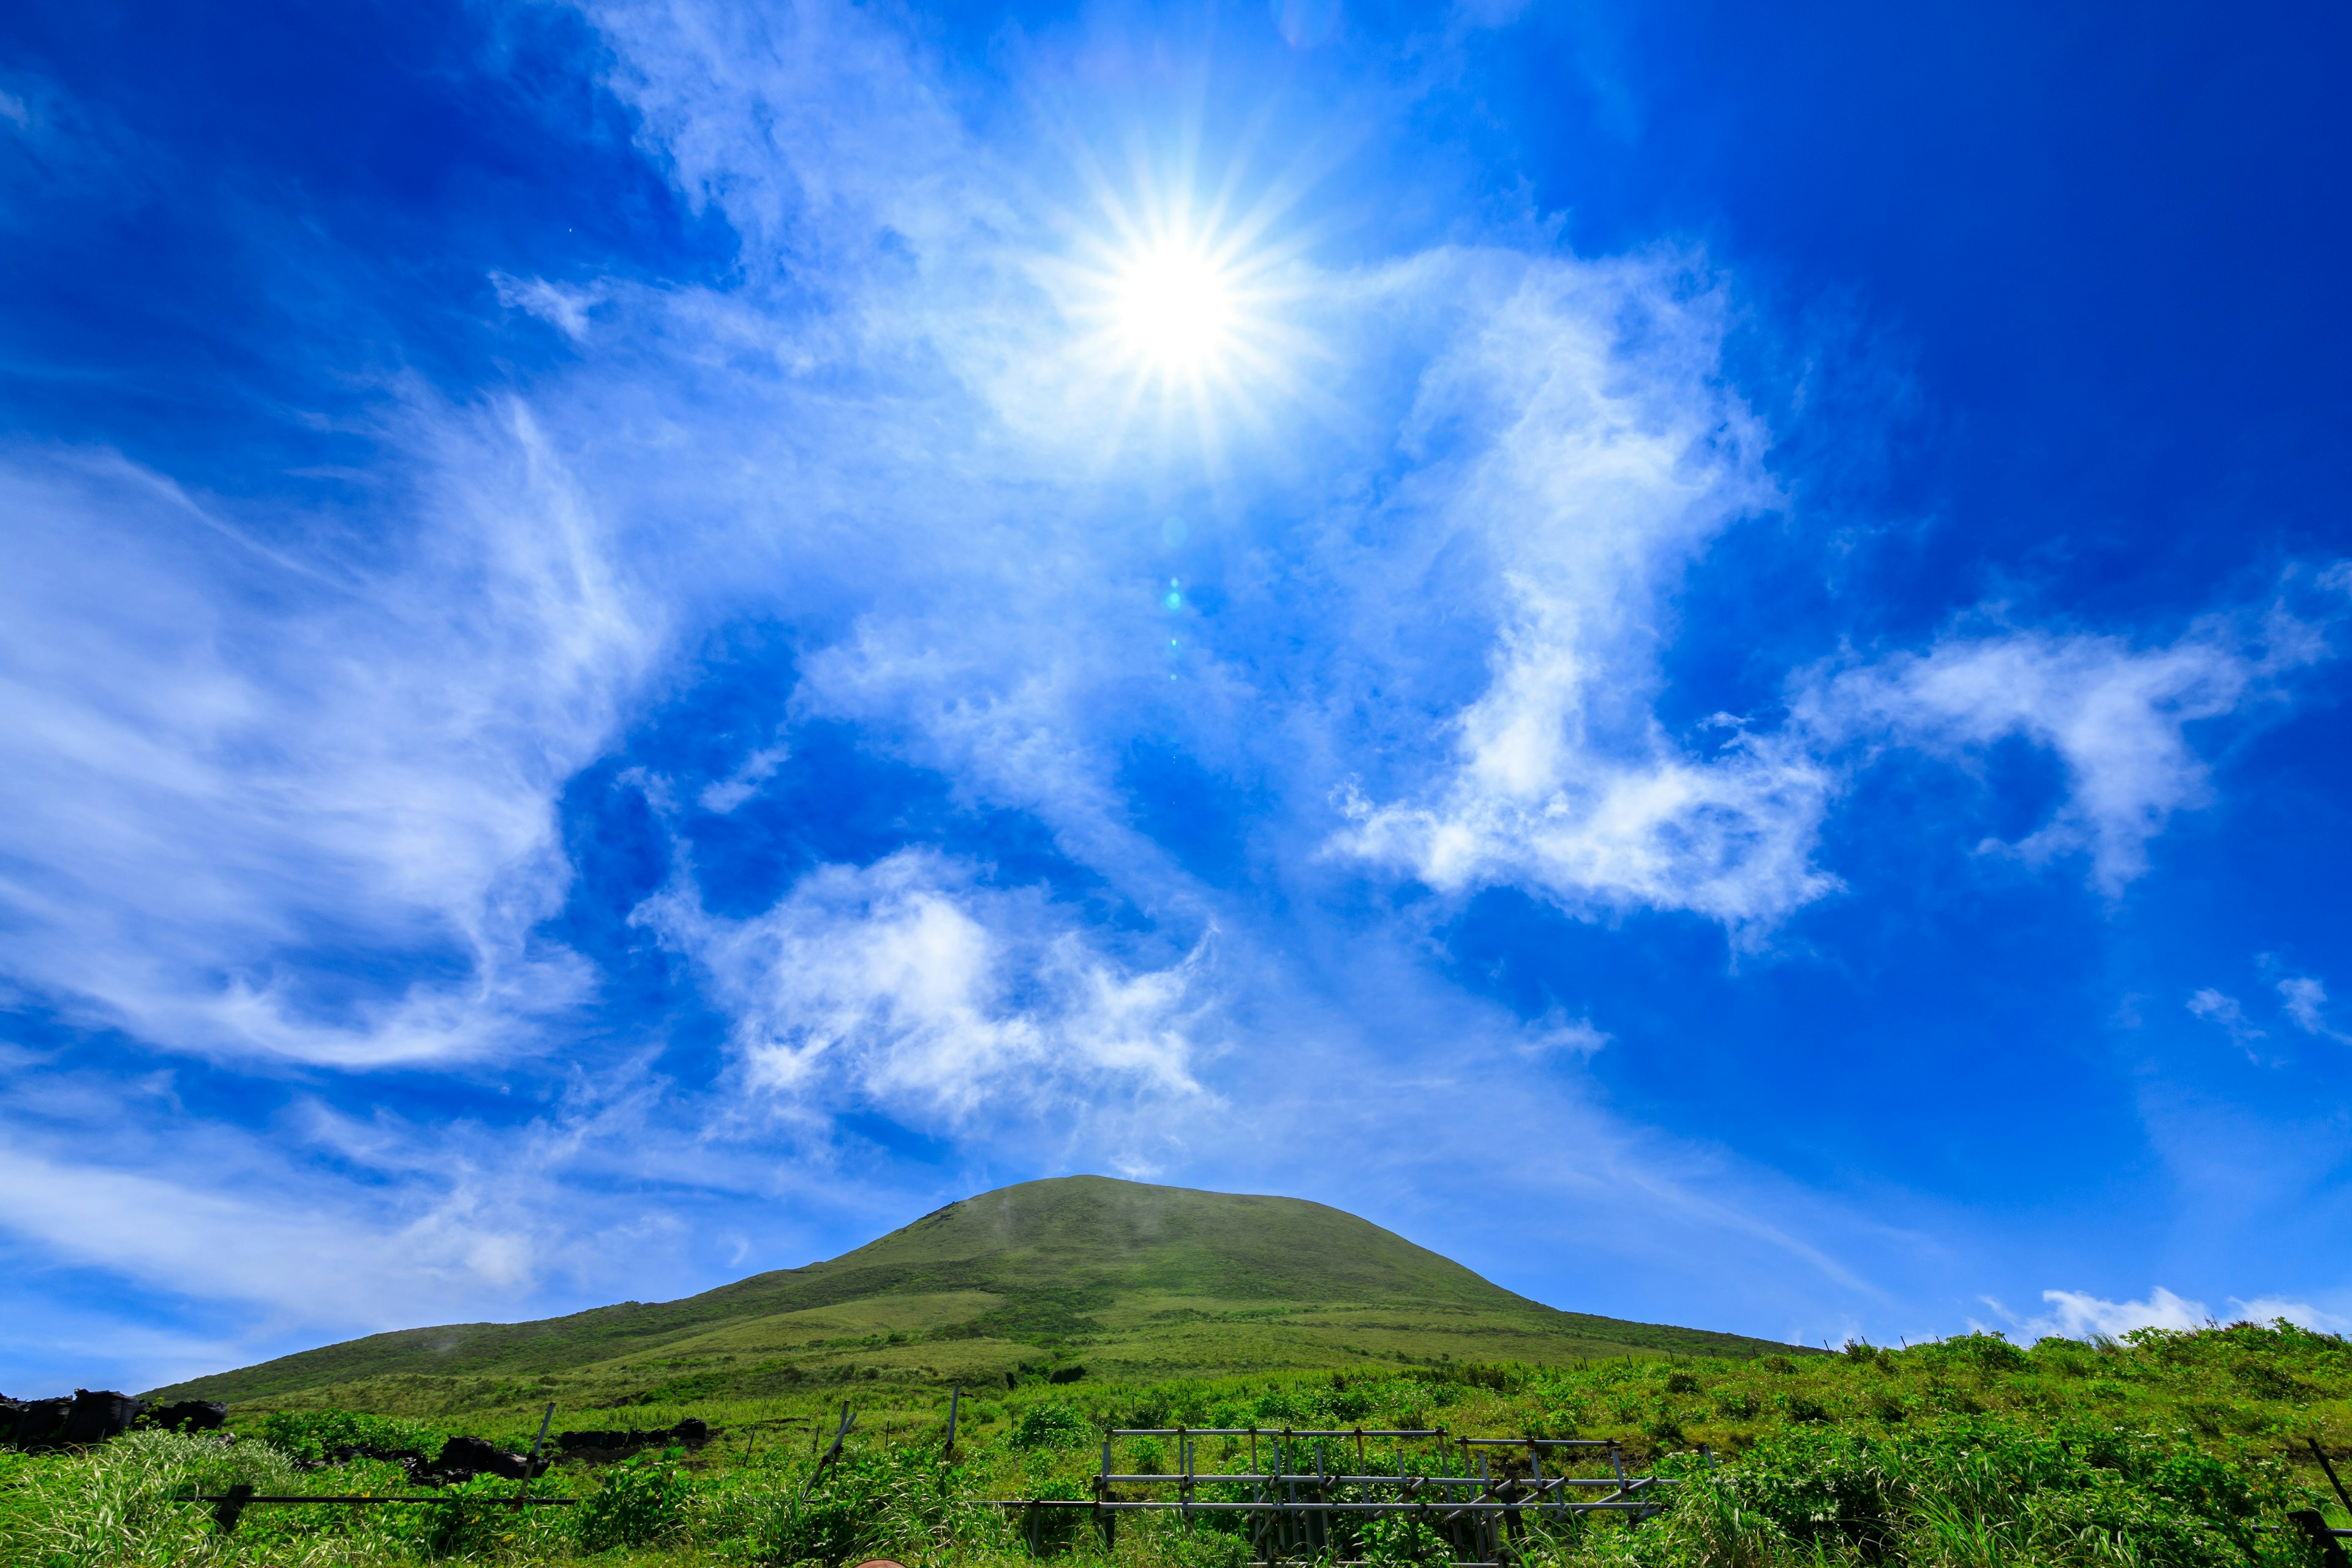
[2, 1430, 295, 1567]
[4, 1324, 2347, 1567]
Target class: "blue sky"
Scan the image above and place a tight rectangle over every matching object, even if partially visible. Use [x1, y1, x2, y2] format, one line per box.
[3, 0, 2349, 1393]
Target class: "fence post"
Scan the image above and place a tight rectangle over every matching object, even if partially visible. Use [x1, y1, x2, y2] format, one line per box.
[514, 1402, 556, 1509]
[211, 1482, 255, 1536]
[2312, 1439, 2352, 1515]
[1180, 1428, 1193, 1536]
[1099, 1433, 1117, 1552]
[797, 1403, 857, 1504]
[2288, 1511, 2350, 1568]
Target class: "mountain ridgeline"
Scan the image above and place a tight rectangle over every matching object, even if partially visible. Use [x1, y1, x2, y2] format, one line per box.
[151, 1177, 1803, 1408]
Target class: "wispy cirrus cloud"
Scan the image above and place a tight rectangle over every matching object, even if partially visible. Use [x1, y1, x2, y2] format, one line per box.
[2187, 988, 2266, 1057]
[2274, 972, 2352, 1044]
[1325, 258, 1839, 931]
[2183, 961, 2352, 1054]
[1799, 587, 2342, 895]
[0, 410, 659, 1067]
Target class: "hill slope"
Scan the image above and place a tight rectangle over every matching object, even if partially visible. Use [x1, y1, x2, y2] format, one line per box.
[149, 1176, 1802, 1406]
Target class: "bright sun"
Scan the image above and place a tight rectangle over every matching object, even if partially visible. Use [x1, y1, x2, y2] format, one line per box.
[1112, 242, 1237, 375]
[1052, 180, 1308, 456]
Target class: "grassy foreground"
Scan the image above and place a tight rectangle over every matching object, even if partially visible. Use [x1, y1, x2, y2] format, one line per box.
[10, 1322, 2352, 1567]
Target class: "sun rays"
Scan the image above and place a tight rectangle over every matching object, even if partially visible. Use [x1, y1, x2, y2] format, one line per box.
[1041, 149, 1323, 472]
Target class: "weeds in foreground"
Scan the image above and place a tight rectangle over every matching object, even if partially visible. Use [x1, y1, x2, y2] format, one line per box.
[5, 1324, 2350, 1567]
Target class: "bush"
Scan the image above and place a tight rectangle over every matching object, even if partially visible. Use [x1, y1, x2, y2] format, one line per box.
[1912, 1331, 2032, 1376]
[763, 1444, 994, 1566]
[252, 1408, 447, 1463]
[577, 1453, 694, 1551]
[1702, 1417, 2305, 1568]
[1011, 1403, 1091, 1451]
[1357, 1508, 1455, 1567]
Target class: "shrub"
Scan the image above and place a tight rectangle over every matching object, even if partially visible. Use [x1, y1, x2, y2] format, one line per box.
[764, 1444, 995, 1566]
[1645, 1469, 1798, 1568]
[1701, 1417, 2304, 1568]
[1913, 1331, 2032, 1375]
[577, 1454, 695, 1551]
[252, 1408, 443, 1463]
[1357, 1507, 1454, 1567]
[1011, 1403, 1091, 1451]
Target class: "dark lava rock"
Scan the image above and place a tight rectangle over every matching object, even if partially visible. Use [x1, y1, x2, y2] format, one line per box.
[61, 1390, 146, 1444]
[429, 1435, 533, 1483]
[9, 1397, 75, 1448]
[147, 1400, 228, 1433]
[551, 1418, 715, 1463]
[550, 1420, 715, 1466]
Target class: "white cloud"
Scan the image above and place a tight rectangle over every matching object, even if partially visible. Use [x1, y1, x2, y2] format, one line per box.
[1521, 1008, 1610, 1055]
[588, 0, 986, 286]
[1340, 729, 1837, 931]
[2275, 974, 2351, 1043]
[2004, 1285, 2210, 1341]
[2227, 1295, 2352, 1333]
[1330, 257, 1840, 932]
[492, 273, 609, 341]
[0, 1137, 540, 1327]
[1803, 607, 2331, 895]
[1986, 1285, 2350, 1342]
[2278, 976, 2328, 1032]
[2187, 988, 2265, 1054]
[638, 851, 1213, 1144]
[699, 744, 790, 813]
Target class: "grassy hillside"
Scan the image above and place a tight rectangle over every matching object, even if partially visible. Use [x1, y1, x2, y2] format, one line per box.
[13, 1323, 2351, 1567]
[148, 1177, 1803, 1409]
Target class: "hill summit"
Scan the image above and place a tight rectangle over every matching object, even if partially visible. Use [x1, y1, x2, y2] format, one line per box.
[151, 1177, 1798, 1406]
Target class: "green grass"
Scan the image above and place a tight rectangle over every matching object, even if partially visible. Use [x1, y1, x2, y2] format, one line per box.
[14, 1321, 2351, 1568]
[148, 1179, 1807, 1409]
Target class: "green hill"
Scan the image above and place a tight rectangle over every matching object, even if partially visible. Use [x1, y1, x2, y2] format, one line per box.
[148, 1175, 1803, 1409]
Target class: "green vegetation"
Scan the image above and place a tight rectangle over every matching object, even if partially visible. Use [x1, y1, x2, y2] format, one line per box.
[9, 1322, 2352, 1567]
[32, 1185, 2348, 1562]
[147, 1180, 1803, 1411]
